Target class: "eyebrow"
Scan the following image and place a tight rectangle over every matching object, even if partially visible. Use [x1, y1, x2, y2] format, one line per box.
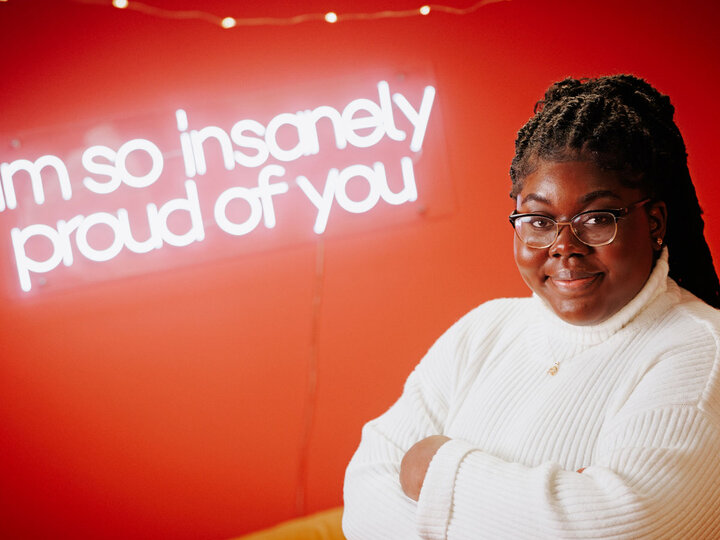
[521, 193, 551, 204]
[522, 190, 623, 206]
[579, 190, 623, 204]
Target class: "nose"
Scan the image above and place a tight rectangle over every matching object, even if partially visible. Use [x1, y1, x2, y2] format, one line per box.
[549, 223, 590, 257]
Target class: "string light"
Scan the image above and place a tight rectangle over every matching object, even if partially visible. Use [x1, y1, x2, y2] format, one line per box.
[71, 0, 508, 28]
[220, 16, 237, 28]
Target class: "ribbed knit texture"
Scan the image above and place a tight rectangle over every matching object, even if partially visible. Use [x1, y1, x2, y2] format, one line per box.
[343, 251, 720, 539]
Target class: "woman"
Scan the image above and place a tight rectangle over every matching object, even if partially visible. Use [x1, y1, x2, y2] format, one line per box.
[342, 75, 720, 539]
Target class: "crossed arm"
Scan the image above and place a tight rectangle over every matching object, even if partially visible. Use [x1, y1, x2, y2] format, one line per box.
[343, 343, 720, 539]
[345, 393, 720, 539]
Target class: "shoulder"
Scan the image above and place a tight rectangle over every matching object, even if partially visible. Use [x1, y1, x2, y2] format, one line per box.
[652, 285, 720, 359]
[440, 296, 536, 347]
[633, 280, 720, 350]
[673, 289, 720, 421]
[416, 296, 533, 357]
[673, 287, 720, 335]
[453, 296, 537, 330]
[622, 284, 720, 420]
[417, 296, 535, 378]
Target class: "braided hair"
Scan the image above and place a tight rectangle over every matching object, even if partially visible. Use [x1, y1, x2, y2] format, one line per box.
[510, 74, 720, 308]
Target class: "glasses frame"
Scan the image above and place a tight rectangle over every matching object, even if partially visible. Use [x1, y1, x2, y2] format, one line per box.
[508, 198, 652, 249]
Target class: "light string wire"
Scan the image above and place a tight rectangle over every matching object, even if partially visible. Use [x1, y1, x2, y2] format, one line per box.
[295, 238, 325, 514]
[69, 0, 509, 28]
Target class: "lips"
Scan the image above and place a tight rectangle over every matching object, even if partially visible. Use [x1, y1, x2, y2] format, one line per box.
[546, 269, 602, 293]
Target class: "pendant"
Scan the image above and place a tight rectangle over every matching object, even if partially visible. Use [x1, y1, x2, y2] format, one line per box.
[547, 362, 559, 376]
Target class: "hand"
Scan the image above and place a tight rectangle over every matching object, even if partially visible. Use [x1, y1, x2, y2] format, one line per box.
[399, 435, 451, 501]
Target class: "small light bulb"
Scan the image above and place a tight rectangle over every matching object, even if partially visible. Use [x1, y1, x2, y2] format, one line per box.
[220, 17, 237, 28]
[324, 12, 338, 23]
[112, 0, 129, 8]
[419, 5, 431, 15]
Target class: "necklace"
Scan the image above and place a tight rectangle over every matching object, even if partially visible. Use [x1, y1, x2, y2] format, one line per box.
[547, 361, 560, 376]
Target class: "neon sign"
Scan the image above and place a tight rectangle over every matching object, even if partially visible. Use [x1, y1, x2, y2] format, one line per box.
[0, 78, 444, 293]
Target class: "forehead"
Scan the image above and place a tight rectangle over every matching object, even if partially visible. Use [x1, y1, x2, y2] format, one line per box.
[516, 160, 638, 206]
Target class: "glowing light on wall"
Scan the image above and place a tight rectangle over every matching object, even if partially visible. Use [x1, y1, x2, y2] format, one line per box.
[1, 81, 438, 292]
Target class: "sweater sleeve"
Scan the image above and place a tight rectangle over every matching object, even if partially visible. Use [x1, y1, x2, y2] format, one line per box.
[342, 309, 482, 540]
[417, 409, 720, 539]
[415, 330, 720, 539]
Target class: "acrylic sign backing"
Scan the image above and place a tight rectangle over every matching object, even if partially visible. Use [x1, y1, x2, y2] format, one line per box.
[0, 68, 452, 295]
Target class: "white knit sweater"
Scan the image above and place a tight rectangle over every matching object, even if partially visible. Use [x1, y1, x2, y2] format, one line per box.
[343, 252, 720, 539]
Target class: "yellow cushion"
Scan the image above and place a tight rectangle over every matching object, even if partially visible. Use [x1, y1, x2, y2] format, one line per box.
[233, 507, 345, 540]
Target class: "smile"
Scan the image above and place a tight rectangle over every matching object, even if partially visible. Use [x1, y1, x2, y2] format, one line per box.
[547, 273, 602, 293]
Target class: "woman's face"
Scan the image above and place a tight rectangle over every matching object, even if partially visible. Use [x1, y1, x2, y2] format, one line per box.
[513, 160, 666, 325]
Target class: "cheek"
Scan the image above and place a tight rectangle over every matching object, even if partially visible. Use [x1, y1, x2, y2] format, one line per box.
[604, 240, 655, 290]
[604, 225, 656, 279]
[513, 236, 545, 285]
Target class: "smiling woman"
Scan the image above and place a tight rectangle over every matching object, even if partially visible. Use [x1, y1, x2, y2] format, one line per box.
[343, 75, 720, 539]
[512, 160, 664, 325]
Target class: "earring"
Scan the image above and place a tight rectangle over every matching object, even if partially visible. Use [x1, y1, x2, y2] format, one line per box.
[656, 237, 663, 246]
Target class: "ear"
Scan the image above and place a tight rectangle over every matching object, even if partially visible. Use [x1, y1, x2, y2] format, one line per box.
[647, 200, 667, 251]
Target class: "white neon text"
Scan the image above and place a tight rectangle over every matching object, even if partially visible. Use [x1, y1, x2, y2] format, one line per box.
[3, 80, 438, 292]
[296, 157, 417, 234]
[175, 81, 436, 174]
[11, 180, 204, 292]
[82, 138, 164, 193]
[1, 155, 72, 211]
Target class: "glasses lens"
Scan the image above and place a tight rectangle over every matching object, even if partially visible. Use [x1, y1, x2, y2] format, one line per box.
[513, 215, 557, 248]
[572, 212, 617, 246]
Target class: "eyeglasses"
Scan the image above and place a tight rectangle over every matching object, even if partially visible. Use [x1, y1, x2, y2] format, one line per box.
[508, 198, 651, 249]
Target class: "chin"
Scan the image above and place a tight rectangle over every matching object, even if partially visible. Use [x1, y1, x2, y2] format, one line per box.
[547, 298, 611, 326]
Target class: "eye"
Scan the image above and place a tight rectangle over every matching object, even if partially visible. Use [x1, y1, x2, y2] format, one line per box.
[528, 216, 554, 230]
[581, 212, 614, 227]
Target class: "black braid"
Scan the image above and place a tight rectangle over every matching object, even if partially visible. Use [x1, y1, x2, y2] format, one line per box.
[510, 74, 720, 308]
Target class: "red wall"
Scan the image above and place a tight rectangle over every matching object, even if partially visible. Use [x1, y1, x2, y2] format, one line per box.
[1, 1, 719, 538]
